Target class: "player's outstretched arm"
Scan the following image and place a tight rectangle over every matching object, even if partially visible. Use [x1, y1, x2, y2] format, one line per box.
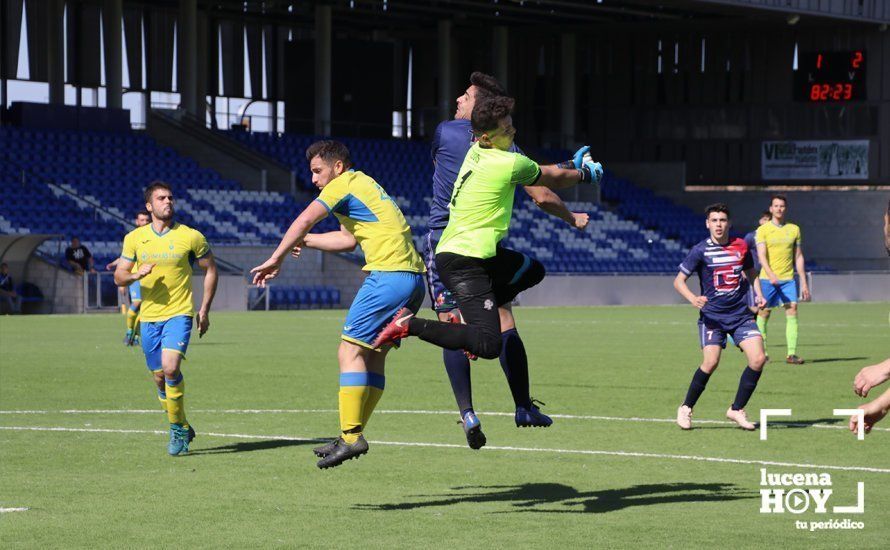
[523, 186, 588, 230]
[195, 253, 218, 337]
[850, 386, 890, 436]
[794, 244, 810, 301]
[105, 258, 120, 271]
[853, 358, 890, 397]
[300, 225, 358, 254]
[673, 272, 707, 309]
[251, 200, 329, 287]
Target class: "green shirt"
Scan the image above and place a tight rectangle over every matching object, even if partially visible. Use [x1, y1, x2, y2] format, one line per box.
[436, 143, 541, 259]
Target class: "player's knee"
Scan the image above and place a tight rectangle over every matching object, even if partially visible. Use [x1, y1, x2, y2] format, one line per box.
[700, 360, 719, 373]
[474, 331, 502, 360]
[786, 304, 798, 315]
[521, 259, 546, 289]
[750, 352, 767, 371]
[153, 371, 165, 388]
[759, 309, 771, 319]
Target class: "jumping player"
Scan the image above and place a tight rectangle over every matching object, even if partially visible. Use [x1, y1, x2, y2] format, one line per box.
[114, 182, 218, 456]
[426, 71, 591, 447]
[250, 141, 425, 469]
[756, 195, 810, 364]
[674, 203, 767, 431]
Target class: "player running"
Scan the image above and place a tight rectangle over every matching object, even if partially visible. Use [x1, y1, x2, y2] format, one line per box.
[755, 195, 810, 364]
[374, 97, 602, 405]
[114, 182, 218, 456]
[106, 210, 151, 345]
[426, 71, 591, 447]
[250, 140, 425, 469]
[674, 203, 767, 431]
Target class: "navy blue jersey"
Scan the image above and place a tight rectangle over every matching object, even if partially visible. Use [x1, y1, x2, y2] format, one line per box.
[428, 119, 522, 230]
[744, 230, 761, 272]
[679, 237, 754, 326]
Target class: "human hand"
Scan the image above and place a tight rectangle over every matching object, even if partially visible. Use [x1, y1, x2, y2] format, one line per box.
[250, 257, 283, 287]
[853, 362, 890, 397]
[134, 263, 155, 280]
[692, 296, 708, 309]
[196, 309, 210, 338]
[572, 212, 589, 230]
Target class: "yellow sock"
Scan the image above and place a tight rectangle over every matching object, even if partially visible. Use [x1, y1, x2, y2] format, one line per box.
[126, 307, 139, 331]
[164, 374, 187, 426]
[361, 373, 386, 428]
[339, 373, 369, 444]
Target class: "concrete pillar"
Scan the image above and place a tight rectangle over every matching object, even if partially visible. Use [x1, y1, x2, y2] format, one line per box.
[393, 39, 406, 137]
[47, 0, 65, 105]
[437, 19, 452, 122]
[560, 33, 576, 148]
[493, 26, 508, 90]
[178, 0, 198, 116]
[103, 0, 123, 109]
[314, 4, 331, 135]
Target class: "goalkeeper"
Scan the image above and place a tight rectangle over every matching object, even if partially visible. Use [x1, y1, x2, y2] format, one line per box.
[375, 96, 602, 379]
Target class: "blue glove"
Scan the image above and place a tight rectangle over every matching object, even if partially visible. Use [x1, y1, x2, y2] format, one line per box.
[556, 145, 590, 170]
[580, 158, 603, 184]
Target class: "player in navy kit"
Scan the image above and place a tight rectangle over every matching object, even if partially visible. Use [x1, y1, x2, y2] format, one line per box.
[673, 203, 768, 431]
[425, 72, 591, 448]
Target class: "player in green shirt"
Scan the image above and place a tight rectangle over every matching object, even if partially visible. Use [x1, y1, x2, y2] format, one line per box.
[374, 96, 601, 370]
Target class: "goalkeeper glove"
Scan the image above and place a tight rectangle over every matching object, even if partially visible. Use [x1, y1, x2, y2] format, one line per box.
[556, 145, 591, 169]
[579, 156, 603, 184]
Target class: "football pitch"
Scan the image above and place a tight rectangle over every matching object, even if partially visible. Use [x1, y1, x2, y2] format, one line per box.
[1, 303, 888, 548]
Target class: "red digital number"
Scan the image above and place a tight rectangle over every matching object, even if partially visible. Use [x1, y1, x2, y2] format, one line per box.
[810, 84, 820, 101]
[843, 83, 853, 100]
[851, 51, 863, 69]
[820, 84, 830, 100]
[816, 53, 823, 69]
[833, 83, 843, 100]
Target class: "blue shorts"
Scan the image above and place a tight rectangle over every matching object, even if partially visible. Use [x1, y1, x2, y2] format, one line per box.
[698, 317, 761, 349]
[343, 271, 425, 350]
[423, 229, 458, 312]
[129, 281, 142, 302]
[140, 315, 193, 371]
[762, 279, 798, 308]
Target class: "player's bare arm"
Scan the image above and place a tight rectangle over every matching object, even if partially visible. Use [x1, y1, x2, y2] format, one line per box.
[297, 225, 358, 255]
[744, 267, 767, 308]
[113, 257, 154, 287]
[196, 253, 218, 337]
[106, 258, 120, 271]
[756, 242, 778, 285]
[850, 386, 890, 435]
[251, 200, 329, 286]
[522, 185, 588, 230]
[794, 244, 810, 301]
[853, 358, 890, 397]
[673, 271, 707, 309]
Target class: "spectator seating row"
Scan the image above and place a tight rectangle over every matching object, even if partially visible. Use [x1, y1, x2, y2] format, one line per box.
[251, 285, 342, 310]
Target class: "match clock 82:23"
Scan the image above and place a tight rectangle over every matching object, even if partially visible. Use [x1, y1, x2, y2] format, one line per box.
[793, 51, 866, 102]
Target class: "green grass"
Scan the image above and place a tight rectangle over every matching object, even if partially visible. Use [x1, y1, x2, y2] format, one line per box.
[1, 303, 888, 548]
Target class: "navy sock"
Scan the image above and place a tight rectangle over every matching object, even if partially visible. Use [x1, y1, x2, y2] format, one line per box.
[500, 329, 532, 409]
[443, 349, 473, 414]
[731, 367, 763, 411]
[683, 368, 712, 408]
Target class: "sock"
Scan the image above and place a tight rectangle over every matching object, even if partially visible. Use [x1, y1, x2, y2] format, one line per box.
[164, 373, 187, 426]
[157, 388, 167, 412]
[786, 315, 799, 356]
[409, 317, 473, 351]
[499, 329, 532, 409]
[683, 368, 712, 408]
[732, 367, 763, 411]
[126, 306, 139, 332]
[361, 373, 385, 428]
[756, 315, 768, 346]
[339, 372, 369, 444]
[443, 349, 473, 413]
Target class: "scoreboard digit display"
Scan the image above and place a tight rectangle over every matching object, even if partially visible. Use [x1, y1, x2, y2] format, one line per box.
[793, 51, 866, 102]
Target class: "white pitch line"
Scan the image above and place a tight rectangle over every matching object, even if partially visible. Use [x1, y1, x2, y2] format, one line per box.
[0, 507, 29, 513]
[0, 425, 888, 474]
[1, 408, 887, 433]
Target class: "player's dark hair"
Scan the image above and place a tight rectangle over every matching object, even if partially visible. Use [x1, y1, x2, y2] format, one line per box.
[759, 210, 771, 219]
[704, 203, 730, 218]
[469, 71, 506, 103]
[144, 181, 172, 204]
[136, 210, 150, 218]
[305, 140, 353, 169]
[770, 194, 787, 205]
[471, 95, 515, 134]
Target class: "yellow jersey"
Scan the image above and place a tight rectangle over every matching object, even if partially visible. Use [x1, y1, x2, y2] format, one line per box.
[315, 170, 425, 273]
[755, 221, 801, 280]
[121, 223, 211, 322]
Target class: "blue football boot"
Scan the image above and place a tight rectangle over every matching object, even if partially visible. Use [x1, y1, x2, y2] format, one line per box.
[167, 423, 190, 456]
[459, 411, 486, 450]
[515, 400, 553, 428]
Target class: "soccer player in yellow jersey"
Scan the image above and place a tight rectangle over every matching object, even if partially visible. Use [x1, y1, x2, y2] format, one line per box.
[106, 210, 151, 345]
[114, 182, 218, 456]
[755, 194, 810, 365]
[251, 140, 425, 469]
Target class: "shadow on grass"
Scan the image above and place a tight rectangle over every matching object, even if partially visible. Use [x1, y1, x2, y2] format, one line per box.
[806, 357, 868, 364]
[693, 417, 845, 431]
[354, 482, 754, 514]
[188, 438, 326, 455]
